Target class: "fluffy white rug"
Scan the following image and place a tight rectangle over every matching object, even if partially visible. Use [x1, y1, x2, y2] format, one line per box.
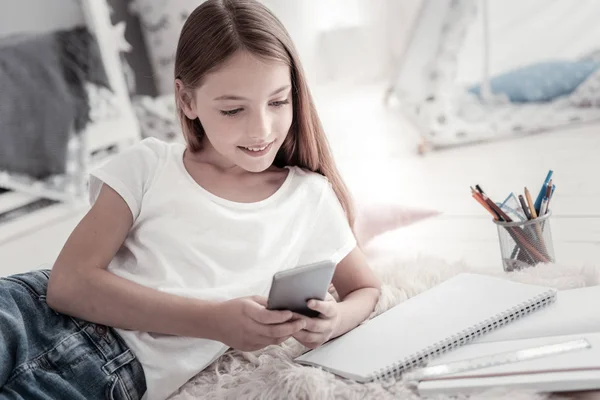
[169, 253, 600, 400]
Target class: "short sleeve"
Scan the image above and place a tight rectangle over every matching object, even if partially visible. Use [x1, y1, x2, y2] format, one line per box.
[89, 138, 164, 219]
[299, 179, 357, 266]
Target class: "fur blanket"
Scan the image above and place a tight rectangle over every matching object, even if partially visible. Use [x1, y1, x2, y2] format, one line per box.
[169, 254, 600, 400]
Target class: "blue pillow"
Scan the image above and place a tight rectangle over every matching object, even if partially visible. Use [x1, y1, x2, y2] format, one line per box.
[469, 60, 600, 103]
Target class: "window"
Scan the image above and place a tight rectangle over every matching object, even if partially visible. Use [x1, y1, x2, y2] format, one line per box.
[315, 0, 364, 31]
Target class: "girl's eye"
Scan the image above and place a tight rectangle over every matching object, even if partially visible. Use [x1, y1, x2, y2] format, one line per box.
[219, 100, 288, 116]
[270, 99, 290, 108]
[220, 108, 243, 117]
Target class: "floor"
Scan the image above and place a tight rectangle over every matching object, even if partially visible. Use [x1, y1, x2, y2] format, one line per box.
[317, 84, 600, 271]
[0, 82, 599, 277]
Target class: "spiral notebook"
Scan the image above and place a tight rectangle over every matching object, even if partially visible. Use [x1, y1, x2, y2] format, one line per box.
[294, 273, 557, 382]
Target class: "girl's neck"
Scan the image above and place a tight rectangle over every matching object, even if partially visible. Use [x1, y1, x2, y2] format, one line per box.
[188, 140, 248, 177]
[182, 146, 291, 204]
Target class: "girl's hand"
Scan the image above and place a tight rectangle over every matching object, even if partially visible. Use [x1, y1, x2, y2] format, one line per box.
[214, 296, 306, 352]
[292, 292, 340, 349]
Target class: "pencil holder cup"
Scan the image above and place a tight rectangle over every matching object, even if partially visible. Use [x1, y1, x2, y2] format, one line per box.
[493, 211, 555, 272]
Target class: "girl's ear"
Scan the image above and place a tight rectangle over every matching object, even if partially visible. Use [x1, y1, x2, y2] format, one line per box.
[175, 79, 198, 120]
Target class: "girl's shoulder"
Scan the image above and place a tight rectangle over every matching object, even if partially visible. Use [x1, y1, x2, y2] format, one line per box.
[287, 166, 329, 185]
[89, 138, 178, 211]
[134, 137, 174, 160]
[286, 166, 332, 198]
[119, 137, 183, 174]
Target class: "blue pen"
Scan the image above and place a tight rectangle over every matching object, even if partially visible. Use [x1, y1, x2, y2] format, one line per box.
[534, 170, 553, 213]
[546, 184, 556, 211]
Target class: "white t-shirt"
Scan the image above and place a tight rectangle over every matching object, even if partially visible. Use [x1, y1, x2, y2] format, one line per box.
[89, 138, 356, 400]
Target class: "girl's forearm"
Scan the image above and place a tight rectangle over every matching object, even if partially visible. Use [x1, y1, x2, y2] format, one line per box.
[47, 267, 221, 340]
[332, 287, 380, 338]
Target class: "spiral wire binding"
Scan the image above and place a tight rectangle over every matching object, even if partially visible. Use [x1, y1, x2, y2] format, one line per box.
[370, 289, 557, 382]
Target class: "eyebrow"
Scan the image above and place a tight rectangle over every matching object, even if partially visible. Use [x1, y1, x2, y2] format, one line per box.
[213, 85, 291, 101]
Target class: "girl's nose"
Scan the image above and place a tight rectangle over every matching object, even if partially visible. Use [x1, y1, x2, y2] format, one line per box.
[248, 110, 270, 140]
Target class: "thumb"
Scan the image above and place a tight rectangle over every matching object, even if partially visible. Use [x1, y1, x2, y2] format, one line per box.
[251, 295, 268, 307]
[325, 292, 336, 302]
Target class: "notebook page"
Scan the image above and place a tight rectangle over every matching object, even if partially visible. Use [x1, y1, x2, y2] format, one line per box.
[474, 286, 600, 344]
[295, 273, 555, 381]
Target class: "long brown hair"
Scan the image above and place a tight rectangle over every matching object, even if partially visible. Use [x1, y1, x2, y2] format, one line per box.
[174, 0, 355, 227]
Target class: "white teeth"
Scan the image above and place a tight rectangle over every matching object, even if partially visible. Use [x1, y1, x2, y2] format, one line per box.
[244, 144, 268, 152]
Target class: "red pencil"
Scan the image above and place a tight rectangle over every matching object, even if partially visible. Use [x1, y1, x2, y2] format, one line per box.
[472, 192, 499, 220]
[480, 193, 549, 263]
[482, 194, 513, 222]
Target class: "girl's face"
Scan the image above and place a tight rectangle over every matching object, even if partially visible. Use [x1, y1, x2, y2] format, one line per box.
[177, 51, 293, 173]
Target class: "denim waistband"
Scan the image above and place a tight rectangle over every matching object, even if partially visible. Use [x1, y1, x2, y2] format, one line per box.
[71, 319, 136, 375]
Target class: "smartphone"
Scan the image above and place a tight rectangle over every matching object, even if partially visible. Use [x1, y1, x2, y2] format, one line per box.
[266, 260, 336, 318]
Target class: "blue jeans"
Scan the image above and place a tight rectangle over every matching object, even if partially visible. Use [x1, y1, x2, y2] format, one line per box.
[0, 270, 146, 399]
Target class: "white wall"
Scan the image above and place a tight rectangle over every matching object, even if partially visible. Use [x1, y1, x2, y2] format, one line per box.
[264, 0, 423, 85]
[126, 0, 425, 92]
[0, 0, 84, 36]
[312, 0, 423, 85]
[259, 0, 322, 85]
[456, 0, 600, 85]
[384, 0, 424, 72]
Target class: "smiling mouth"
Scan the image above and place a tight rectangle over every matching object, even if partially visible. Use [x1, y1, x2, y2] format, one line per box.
[238, 141, 274, 157]
[242, 143, 269, 152]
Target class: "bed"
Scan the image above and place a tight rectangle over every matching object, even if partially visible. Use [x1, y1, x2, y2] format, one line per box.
[0, 0, 140, 202]
[386, 0, 600, 153]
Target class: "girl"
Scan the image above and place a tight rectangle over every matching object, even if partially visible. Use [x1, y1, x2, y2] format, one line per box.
[0, 0, 381, 399]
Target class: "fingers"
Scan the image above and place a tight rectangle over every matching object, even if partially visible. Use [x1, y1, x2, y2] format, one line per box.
[290, 312, 330, 333]
[241, 317, 306, 351]
[251, 296, 268, 307]
[291, 312, 309, 322]
[306, 299, 336, 318]
[244, 332, 294, 351]
[254, 318, 306, 339]
[258, 334, 293, 346]
[246, 298, 292, 324]
[293, 330, 324, 349]
[298, 316, 329, 333]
